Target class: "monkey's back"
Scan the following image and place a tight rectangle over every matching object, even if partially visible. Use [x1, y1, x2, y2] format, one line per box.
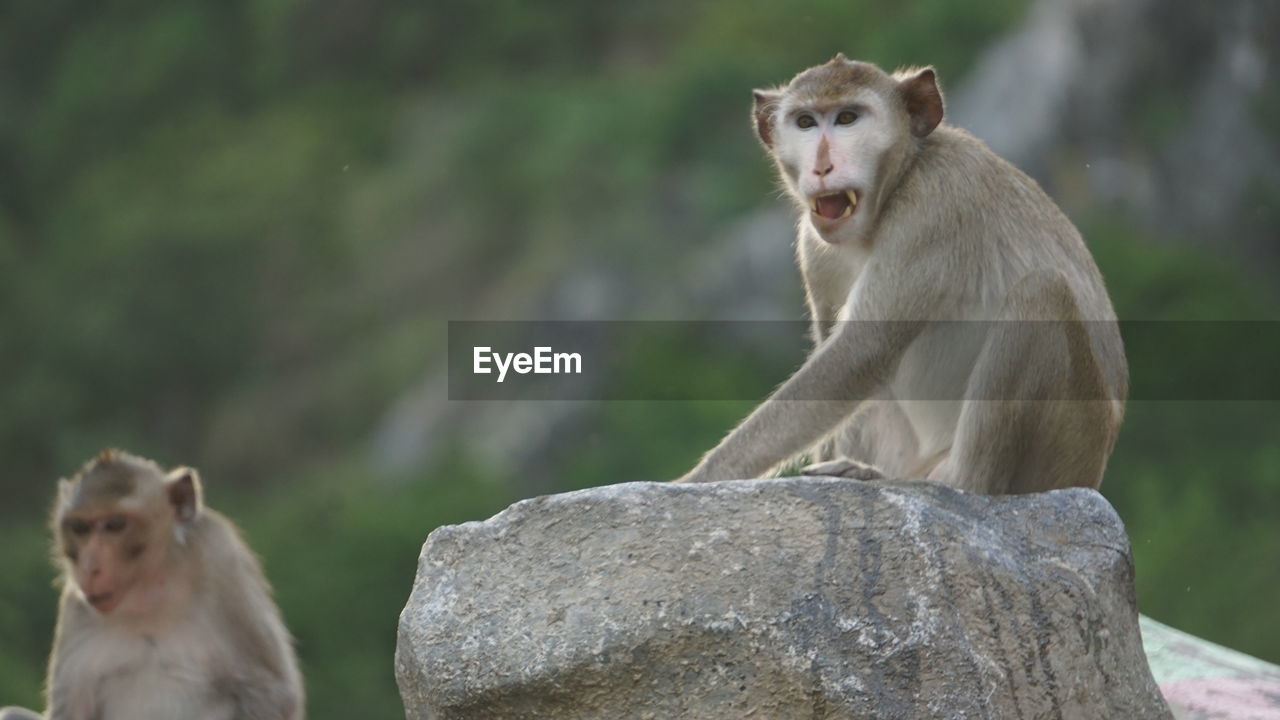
[902, 126, 1117, 319]
[891, 125, 1127, 400]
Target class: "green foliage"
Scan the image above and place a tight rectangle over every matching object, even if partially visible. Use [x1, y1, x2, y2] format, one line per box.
[0, 528, 56, 709]
[1084, 218, 1280, 661]
[228, 457, 515, 717]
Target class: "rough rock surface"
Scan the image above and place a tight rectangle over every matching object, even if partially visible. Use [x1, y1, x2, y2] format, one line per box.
[951, 0, 1278, 262]
[396, 478, 1173, 719]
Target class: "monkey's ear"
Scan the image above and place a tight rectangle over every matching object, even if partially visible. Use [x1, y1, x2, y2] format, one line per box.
[165, 468, 204, 522]
[52, 478, 74, 523]
[899, 67, 944, 138]
[752, 89, 783, 148]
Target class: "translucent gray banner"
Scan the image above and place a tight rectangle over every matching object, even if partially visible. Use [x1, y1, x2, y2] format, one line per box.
[447, 321, 1280, 401]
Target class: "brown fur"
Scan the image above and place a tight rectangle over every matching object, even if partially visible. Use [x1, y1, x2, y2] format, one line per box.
[678, 57, 1127, 494]
[3, 450, 304, 720]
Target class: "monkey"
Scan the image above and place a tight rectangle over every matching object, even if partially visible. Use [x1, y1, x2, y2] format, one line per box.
[674, 55, 1127, 494]
[0, 450, 303, 720]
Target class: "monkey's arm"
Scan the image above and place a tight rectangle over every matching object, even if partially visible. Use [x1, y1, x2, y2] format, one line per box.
[803, 283, 834, 346]
[46, 594, 88, 720]
[223, 595, 303, 720]
[229, 677, 302, 720]
[203, 526, 303, 720]
[676, 316, 924, 483]
[676, 237, 954, 485]
[223, 613, 303, 720]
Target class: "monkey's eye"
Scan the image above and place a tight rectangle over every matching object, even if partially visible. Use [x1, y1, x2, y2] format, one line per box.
[835, 110, 859, 125]
[796, 114, 817, 129]
[103, 515, 127, 533]
[66, 519, 91, 537]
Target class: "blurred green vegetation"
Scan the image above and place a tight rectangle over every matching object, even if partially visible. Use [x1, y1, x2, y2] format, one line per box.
[1, 1, 1277, 716]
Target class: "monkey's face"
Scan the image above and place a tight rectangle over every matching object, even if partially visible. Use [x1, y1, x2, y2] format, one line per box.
[769, 89, 907, 246]
[754, 58, 942, 247]
[53, 452, 204, 618]
[58, 501, 169, 615]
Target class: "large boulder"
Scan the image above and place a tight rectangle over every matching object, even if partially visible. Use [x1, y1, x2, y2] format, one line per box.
[396, 478, 1173, 719]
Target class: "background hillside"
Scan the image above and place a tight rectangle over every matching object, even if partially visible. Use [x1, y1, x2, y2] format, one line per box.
[1, 1, 1276, 717]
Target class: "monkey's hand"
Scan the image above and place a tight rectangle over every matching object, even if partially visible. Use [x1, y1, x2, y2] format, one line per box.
[800, 457, 884, 481]
[671, 464, 747, 484]
[671, 470, 716, 484]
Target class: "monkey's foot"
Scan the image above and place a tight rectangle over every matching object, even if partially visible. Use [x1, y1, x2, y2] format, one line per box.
[800, 458, 885, 481]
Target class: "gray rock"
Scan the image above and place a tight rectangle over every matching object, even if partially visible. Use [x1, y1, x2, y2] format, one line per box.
[951, 0, 1279, 263]
[396, 478, 1173, 719]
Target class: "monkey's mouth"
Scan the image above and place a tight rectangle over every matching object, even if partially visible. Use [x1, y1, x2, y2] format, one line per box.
[809, 189, 859, 221]
[87, 592, 116, 613]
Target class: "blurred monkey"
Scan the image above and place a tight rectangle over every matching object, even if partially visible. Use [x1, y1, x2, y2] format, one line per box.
[676, 56, 1126, 493]
[0, 450, 303, 720]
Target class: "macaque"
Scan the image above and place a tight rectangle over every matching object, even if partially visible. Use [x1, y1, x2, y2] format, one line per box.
[675, 55, 1127, 493]
[0, 450, 303, 720]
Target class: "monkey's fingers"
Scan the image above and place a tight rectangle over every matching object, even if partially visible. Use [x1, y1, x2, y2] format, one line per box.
[800, 458, 885, 482]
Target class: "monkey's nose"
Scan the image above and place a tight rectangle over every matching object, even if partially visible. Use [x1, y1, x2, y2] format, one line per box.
[814, 163, 834, 177]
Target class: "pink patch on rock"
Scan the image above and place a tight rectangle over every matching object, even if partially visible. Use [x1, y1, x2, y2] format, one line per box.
[1160, 677, 1280, 719]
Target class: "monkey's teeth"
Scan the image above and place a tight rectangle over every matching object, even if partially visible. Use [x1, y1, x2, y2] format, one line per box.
[810, 191, 857, 220]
